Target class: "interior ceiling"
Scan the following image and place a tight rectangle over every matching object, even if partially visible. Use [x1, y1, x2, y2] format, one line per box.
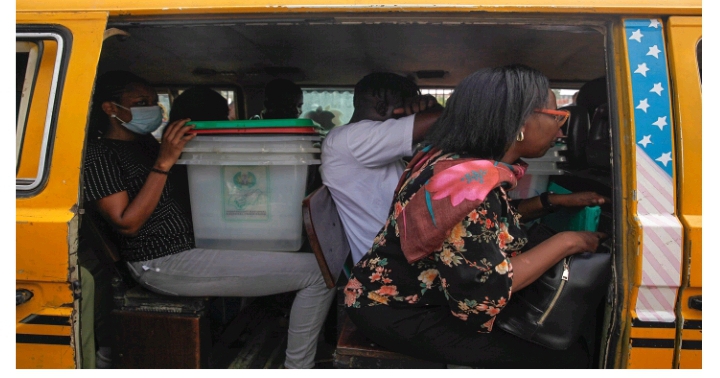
[98, 20, 606, 89]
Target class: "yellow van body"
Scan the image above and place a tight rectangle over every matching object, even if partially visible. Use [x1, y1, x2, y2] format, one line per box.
[16, 0, 701, 369]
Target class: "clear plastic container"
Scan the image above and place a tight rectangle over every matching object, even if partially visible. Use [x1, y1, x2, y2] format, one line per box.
[182, 135, 321, 154]
[177, 153, 320, 251]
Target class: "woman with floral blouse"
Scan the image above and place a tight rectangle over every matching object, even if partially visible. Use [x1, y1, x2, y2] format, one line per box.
[344, 65, 606, 368]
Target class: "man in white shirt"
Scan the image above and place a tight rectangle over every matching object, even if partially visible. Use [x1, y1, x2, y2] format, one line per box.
[320, 73, 443, 264]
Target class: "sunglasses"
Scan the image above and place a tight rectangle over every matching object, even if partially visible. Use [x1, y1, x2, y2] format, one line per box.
[534, 108, 570, 126]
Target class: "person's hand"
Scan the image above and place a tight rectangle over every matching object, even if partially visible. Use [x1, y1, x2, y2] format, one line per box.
[558, 231, 608, 256]
[392, 95, 439, 116]
[155, 118, 196, 171]
[552, 192, 609, 208]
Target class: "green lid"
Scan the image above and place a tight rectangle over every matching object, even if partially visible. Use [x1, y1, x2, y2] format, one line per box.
[188, 119, 320, 130]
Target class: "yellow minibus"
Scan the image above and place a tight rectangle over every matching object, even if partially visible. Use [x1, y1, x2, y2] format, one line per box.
[16, 0, 701, 369]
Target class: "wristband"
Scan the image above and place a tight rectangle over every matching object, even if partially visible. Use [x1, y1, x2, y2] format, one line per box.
[540, 191, 557, 212]
[150, 167, 170, 175]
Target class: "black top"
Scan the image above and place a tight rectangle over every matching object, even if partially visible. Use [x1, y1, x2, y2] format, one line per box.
[83, 137, 195, 262]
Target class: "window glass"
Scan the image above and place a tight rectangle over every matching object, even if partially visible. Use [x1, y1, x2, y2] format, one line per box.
[16, 34, 62, 191]
[301, 89, 354, 132]
[298, 86, 579, 133]
[554, 89, 579, 107]
[697, 38, 702, 83]
[16, 41, 39, 166]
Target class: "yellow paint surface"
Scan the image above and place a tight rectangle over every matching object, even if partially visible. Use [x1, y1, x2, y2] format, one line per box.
[17, 0, 701, 16]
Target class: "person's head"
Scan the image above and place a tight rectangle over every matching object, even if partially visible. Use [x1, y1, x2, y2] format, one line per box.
[424, 64, 564, 161]
[90, 70, 161, 138]
[263, 79, 303, 119]
[351, 72, 421, 122]
[168, 86, 229, 124]
[575, 77, 607, 117]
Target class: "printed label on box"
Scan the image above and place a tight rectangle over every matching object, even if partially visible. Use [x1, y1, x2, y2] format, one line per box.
[223, 166, 269, 221]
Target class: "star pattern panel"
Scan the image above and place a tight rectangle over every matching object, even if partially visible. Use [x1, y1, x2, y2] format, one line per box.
[627, 19, 675, 178]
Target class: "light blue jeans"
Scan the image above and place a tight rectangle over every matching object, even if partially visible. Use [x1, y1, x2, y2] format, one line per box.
[127, 248, 334, 369]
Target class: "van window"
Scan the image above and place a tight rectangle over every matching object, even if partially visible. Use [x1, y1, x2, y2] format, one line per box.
[301, 88, 354, 129]
[16, 33, 65, 192]
[299, 86, 579, 130]
[697, 39, 702, 82]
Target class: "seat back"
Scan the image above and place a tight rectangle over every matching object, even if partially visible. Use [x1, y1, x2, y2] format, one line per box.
[558, 104, 590, 169]
[585, 103, 612, 171]
[302, 185, 351, 288]
[80, 209, 121, 264]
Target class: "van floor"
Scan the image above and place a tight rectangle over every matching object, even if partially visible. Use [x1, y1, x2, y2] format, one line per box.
[211, 292, 336, 369]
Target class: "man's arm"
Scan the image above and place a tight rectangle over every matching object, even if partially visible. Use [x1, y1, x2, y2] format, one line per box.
[392, 95, 444, 143]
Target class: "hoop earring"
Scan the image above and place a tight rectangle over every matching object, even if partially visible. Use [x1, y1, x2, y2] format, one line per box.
[516, 131, 524, 142]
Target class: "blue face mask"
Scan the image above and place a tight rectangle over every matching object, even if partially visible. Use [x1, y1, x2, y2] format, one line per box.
[112, 103, 163, 135]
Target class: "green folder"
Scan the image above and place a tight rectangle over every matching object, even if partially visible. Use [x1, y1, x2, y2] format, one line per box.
[540, 181, 601, 232]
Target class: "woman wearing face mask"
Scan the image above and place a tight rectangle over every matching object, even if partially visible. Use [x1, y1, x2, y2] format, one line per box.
[83, 71, 334, 369]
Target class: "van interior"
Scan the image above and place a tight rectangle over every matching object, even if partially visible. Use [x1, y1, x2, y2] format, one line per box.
[84, 12, 617, 368]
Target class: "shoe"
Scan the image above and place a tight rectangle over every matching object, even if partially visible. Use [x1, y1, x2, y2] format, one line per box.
[96, 347, 112, 369]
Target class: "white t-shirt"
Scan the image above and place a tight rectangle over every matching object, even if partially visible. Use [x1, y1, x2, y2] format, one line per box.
[320, 115, 415, 264]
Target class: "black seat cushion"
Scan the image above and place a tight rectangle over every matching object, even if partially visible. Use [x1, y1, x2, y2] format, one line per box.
[586, 103, 612, 171]
[559, 105, 590, 169]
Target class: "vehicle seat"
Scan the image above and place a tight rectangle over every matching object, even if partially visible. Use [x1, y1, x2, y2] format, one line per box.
[585, 103, 612, 172]
[301, 186, 446, 368]
[558, 105, 590, 170]
[79, 207, 215, 368]
[302, 185, 352, 289]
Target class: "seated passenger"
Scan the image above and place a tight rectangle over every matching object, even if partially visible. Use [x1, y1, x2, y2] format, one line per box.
[252, 78, 304, 119]
[320, 72, 443, 264]
[83, 71, 334, 369]
[343, 65, 606, 368]
[168, 85, 230, 123]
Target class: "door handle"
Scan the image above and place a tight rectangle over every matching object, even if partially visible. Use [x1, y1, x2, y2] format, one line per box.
[688, 295, 702, 311]
[16, 289, 33, 306]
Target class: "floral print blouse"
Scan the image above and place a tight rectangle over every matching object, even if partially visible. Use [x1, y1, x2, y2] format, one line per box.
[344, 153, 528, 333]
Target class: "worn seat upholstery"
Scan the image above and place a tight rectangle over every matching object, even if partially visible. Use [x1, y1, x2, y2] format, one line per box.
[558, 104, 591, 170]
[302, 185, 445, 368]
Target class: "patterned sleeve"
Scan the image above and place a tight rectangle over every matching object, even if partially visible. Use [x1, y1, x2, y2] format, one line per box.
[83, 141, 127, 202]
[430, 190, 521, 333]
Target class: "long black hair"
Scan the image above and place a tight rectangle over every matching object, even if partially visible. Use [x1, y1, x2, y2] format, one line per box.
[88, 70, 150, 138]
[424, 64, 549, 160]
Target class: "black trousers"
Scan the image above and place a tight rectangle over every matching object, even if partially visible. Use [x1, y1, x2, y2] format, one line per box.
[346, 304, 591, 369]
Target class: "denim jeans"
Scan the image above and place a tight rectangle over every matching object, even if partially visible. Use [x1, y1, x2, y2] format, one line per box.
[127, 248, 334, 369]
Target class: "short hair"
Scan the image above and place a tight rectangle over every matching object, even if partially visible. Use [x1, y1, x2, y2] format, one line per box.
[353, 72, 420, 108]
[169, 86, 228, 124]
[264, 79, 302, 105]
[424, 64, 549, 160]
[90, 70, 150, 137]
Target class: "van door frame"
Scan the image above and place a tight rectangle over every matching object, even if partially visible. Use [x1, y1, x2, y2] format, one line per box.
[16, 12, 108, 368]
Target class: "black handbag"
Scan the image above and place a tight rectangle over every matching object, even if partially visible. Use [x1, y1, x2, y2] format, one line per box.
[494, 223, 612, 350]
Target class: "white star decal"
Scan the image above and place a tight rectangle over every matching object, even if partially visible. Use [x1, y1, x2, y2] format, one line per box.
[655, 152, 672, 167]
[652, 116, 668, 130]
[629, 29, 644, 42]
[636, 98, 650, 113]
[635, 63, 650, 77]
[649, 19, 661, 28]
[647, 45, 662, 59]
[650, 83, 664, 96]
[638, 135, 652, 148]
